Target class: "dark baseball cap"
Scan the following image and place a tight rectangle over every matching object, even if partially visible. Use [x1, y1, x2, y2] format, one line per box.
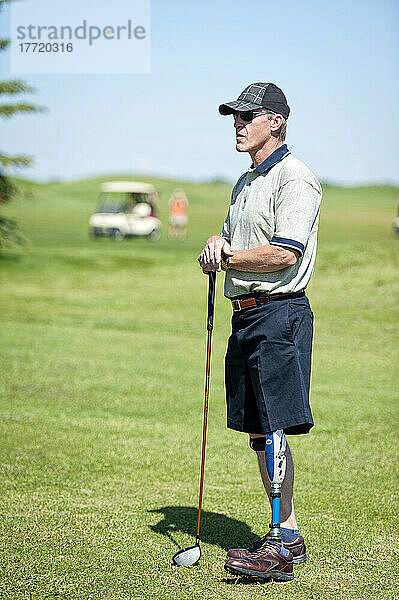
[219, 82, 290, 120]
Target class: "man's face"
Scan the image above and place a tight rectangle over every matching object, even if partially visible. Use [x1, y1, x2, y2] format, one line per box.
[234, 111, 271, 153]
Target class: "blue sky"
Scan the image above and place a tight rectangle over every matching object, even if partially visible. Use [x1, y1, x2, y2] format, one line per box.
[1, 0, 398, 185]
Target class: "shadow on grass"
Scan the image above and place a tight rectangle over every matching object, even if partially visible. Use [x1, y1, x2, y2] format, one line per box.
[0, 252, 23, 263]
[148, 506, 258, 551]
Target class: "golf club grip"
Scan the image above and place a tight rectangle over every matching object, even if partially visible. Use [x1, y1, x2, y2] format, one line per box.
[207, 271, 216, 331]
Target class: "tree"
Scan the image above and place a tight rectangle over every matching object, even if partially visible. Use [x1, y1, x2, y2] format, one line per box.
[0, 0, 45, 246]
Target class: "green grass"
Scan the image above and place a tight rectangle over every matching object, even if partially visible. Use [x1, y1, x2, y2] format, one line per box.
[0, 177, 398, 599]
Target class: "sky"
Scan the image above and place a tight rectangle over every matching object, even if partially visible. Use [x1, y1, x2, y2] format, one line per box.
[1, 0, 398, 186]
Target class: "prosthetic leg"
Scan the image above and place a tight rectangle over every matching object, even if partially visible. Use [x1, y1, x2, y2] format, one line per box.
[265, 429, 287, 543]
[224, 430, 294, 580]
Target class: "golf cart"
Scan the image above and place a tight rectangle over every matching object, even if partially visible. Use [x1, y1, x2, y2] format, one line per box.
[89, 181, 161, 241]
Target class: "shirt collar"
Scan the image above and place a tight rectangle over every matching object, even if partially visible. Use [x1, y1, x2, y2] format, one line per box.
[250, 144, 290, 174]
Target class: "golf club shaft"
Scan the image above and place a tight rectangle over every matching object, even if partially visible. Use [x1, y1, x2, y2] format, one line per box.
[196, 272, 216, 543]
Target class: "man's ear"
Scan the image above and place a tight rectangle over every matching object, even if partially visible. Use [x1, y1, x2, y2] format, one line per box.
[270, 114, 283, 134]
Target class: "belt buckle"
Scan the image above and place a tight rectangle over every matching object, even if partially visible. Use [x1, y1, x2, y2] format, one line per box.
[233, 299, 242, 312]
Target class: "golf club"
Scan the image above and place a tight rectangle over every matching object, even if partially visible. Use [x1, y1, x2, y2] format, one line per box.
[172, 271, 216, 568]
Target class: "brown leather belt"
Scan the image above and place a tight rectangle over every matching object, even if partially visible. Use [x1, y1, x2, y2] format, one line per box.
[231, 290, 305, 312]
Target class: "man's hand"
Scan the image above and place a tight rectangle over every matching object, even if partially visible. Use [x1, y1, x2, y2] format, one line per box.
[197, 235, 234, 272]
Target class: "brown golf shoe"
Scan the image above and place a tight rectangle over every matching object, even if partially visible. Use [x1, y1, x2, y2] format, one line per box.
[227, 533, 307, 565]
[225, 542, 294, 582]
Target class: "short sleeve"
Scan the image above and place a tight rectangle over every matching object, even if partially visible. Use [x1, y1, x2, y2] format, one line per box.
[220, 207, 231, 243]
[270, 178, 321, 256]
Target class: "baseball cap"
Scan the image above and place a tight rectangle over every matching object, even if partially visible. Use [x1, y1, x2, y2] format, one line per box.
[219, 82, 290, 120]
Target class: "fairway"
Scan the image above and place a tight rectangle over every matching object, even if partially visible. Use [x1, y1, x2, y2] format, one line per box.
[0, 177, 398, 600]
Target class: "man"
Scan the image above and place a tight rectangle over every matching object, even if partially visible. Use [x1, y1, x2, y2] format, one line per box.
[197, 82, 321, 581]
[168, 189, 189, 240]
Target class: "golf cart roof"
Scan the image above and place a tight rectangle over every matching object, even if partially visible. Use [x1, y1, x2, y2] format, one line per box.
[100, 181, 157, 194]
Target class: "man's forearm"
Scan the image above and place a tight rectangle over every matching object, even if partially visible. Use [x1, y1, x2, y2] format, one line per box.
[228, 245, 298, 273]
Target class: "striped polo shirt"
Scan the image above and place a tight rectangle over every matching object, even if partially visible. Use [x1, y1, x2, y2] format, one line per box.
[221, 144, 322, 298]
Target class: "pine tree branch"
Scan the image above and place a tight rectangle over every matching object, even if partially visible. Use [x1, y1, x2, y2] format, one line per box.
[0, 80, 35, 95]
[0, 215, 26, 248]
[0, 39, 10, 51]
[0, 153, 32, 167]
[0, 103, 45, 117]
[0, 0, 20, 7]
[0, 172, 17, 203]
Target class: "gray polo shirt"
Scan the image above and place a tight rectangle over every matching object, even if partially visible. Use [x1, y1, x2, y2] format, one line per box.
[221, 144, 322, 298]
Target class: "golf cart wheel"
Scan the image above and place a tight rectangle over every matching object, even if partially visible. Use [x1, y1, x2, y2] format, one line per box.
[148, 228, 161, 241]
[90, 227, 102, 238]
[111, 228, 125, 241]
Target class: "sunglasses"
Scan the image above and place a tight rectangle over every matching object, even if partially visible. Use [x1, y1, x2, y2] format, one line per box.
[232, 109, 269, 122]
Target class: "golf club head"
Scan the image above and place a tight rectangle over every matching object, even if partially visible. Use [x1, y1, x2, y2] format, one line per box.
[172, 544, 201, 567]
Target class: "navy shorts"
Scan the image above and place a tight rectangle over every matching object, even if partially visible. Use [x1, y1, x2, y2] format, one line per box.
[225, 294, 314, 435]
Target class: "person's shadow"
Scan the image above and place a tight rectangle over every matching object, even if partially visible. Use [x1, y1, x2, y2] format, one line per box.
[148, 505, 258, 552]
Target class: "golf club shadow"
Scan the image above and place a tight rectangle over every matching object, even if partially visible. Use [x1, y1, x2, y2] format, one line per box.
[148, 505, 259, 551]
